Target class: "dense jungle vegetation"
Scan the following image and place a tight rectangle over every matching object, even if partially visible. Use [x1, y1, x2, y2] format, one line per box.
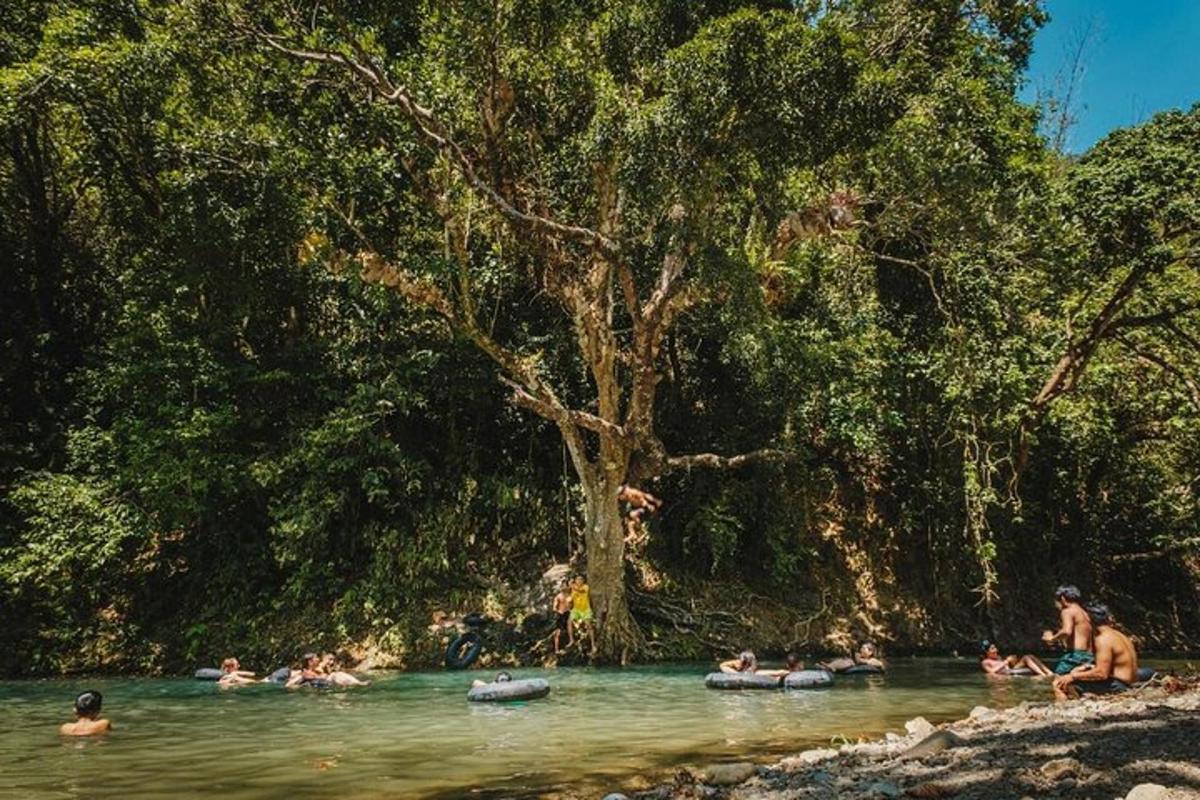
[1, 0, 1197, 675]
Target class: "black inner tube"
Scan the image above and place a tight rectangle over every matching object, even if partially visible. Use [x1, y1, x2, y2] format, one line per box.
[445, 632, 483, 669]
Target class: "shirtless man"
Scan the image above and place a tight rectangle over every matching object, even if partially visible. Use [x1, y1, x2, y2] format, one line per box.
[60, 690, 112, 736]
[552, 581, 573, 654]
[317, 653, 370, 686]
[1053, 603, 1138, 700]
[979, 641, 1053, 677]
[218, 657, 258, 686]
[719, 651, 788, 678]
[617, 484, 662, 521]
[1042, 585, 1094, 675]
[819, 642, 885, 673]
[286, 653, 323, 687]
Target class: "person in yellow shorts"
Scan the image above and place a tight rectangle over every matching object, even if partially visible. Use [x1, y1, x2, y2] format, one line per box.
[569, 574, 594, 653]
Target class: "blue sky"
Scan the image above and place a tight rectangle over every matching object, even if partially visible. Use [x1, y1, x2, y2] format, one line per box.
[1021, 0, 1200, 152]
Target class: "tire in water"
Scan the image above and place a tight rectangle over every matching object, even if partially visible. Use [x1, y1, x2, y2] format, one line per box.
[446, 632, 483, 669]
[467, 678, 550, 702]
[705, 672, 783, 690]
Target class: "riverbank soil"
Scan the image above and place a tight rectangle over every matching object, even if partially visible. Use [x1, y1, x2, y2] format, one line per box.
[633, 681, 1200, 800]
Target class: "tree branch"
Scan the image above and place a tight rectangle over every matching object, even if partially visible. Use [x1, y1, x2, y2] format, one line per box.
[500, 377, 632, 443]
[1114, 333, 1200, 414]
[1111, 301, 1200, 330]
[663, 448, 794, 473]
[255, 29, 622, 259]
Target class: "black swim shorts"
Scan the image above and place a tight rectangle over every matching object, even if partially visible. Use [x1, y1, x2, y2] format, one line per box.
[556, 611, 570, 632]
[1075, 677, 1131, 695]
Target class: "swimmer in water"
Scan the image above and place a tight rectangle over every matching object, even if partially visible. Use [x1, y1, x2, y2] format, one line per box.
[472, 671, 513, 689]
[59, 690, 112, 736]
[218, 657, 258, 687]
[317, 653, 370, 686]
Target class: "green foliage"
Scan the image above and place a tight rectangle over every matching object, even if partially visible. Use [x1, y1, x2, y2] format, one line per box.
[1, 0, 1198, 672]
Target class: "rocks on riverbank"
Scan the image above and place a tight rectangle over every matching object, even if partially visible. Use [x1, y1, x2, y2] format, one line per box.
[626, 681, 1200, 800]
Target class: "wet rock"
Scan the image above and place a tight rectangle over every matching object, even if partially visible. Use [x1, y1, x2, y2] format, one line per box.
[696, 763, 756, 786]
[1040, 757, 1084, 781]
[1125, 784, 1169, 800]
[864, 779, 902, 798]
[780, 748, 838, 770]
[901, 730, 965, 760]
[905, 717, 936, 739]
[968, 705, 998, 722]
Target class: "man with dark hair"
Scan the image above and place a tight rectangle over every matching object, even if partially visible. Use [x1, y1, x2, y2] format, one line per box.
[60, 690, 112, 736]
[1053, 603, 1139, 700]
[1042, 585, 1094, 675]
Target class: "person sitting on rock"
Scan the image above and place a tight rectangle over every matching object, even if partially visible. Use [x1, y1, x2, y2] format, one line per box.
[617, 483, 662, 521]
[819, 641, 885, 673]
[1053, 603, 1139, 700]
[218, 657, 258, 687]
[60, 690, 112, 736]
[1042, 584, 1094, 676]
[719, 651, 788, 677]
[979, 641, 1053, 676]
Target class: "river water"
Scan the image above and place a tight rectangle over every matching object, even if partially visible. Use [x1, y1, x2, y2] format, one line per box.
[0, 658, 1132, 798]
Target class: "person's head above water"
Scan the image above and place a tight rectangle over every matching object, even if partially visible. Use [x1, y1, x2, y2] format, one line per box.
[737, 651, 757, 671]
[1054, 585, 1082, 606]
[301, 652, 319, 669]
[1085, 602, 1113, 627]
[857, 642, 877, 658]
[74, 690, 103, 719]
[496, 671, 512, 683]
[786, 652, 802, 670]
[221, 657, 240, 673]
[979, 640, 1000, 660]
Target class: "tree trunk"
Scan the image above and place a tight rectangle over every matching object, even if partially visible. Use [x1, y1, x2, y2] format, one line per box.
[580, 472, 644, 664]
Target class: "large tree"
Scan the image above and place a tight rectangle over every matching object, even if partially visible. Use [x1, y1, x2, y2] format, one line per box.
[220, 0, 1046, 660]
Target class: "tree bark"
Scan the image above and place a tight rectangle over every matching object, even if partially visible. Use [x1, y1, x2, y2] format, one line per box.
[580, 471, 643, 664]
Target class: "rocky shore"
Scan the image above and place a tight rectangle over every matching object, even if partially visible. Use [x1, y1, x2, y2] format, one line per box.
[613, 680, 1200, 800]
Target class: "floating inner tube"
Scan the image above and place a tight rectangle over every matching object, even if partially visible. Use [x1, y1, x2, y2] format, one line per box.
[446, 632, 484, 669]
[839, 663, 885, 675]
[1136, 667, 1157, 683]
[467, 678, 550, 702]
[784, 669, 834, 689]
[194, 668, 224, 681]
[265, 667, 291, 684]
[1007, 667, 1034, 677]
[705, 672, 783, 690]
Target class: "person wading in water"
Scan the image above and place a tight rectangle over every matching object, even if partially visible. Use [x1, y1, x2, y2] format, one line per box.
[1042, 585, 1094, 676]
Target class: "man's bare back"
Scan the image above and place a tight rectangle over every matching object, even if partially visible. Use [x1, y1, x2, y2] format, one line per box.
[1094, 626, 1138, 684]
[1043, 601, 1092, 651]
[60, 718, 111, 736]
[1062, 604, 1093, 652]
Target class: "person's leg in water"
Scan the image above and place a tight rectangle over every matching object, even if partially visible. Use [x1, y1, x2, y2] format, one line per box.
[1017, 654, 1054, 677]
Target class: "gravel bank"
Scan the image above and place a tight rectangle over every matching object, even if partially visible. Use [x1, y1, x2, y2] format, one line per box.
[618, 681, 1200, 800]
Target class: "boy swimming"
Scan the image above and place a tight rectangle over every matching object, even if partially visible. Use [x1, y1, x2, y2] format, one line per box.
[60, 690, 112, 736]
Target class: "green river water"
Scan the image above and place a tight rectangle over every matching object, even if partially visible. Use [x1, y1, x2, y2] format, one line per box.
[0, 658, 1153, 799]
